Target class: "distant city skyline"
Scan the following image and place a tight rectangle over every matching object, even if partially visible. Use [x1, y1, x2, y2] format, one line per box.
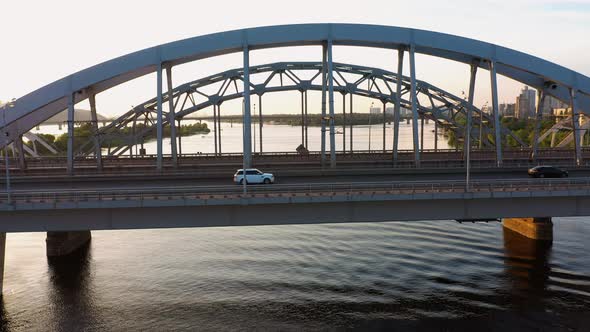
[1, 0, 589, 118]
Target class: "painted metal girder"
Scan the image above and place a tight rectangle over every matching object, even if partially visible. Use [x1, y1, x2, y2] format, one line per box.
[79, 61, 523, 156]
[2, 24, 590, 149]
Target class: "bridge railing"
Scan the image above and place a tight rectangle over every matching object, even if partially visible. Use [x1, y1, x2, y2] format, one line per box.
[2, 178, 589, 205]
[3, 148, 590, 173]
[6, 146, 590, 161]
[3, 159, 589, 179]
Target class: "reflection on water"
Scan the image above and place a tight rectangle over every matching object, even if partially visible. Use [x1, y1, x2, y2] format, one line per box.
[46, 242, 102, 331]
[34, 121, 450, 155]
[503, 227, 552, 309]
[0, 299, 8, 331]
[1, 219, 589, 330]
[141, 121, 449, 155]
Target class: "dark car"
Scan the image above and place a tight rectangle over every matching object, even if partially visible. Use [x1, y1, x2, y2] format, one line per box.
[528, 166, 568, 178]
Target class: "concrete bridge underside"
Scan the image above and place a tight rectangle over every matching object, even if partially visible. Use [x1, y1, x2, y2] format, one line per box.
[1, 189, 589, 232]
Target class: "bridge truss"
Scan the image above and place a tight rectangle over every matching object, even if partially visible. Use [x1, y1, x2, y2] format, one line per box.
[2, 24, 589, 173]
[78, 61, 526, 161]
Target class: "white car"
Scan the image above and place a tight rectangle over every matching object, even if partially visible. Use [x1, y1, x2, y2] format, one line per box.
[233, 169, 275, 184]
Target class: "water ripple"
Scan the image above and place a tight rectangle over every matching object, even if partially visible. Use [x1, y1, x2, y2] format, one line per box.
[1, 218, 589, 330]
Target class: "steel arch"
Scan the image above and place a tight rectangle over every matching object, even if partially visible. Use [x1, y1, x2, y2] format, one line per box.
[2, 23, 590, 148]
[82, 61, 523, 157]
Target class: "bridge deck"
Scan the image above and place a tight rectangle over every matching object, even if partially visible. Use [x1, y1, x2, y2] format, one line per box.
[1, 178, 589, 232]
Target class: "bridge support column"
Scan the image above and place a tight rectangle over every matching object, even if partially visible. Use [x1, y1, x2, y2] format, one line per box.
[66, 92, 75, 174]
[320, 43, 328, 166]
[489, 60, 503, 167]
[393, 47, 404, 164]
[14, 135, 26, 170]
[218, 104, 222, 155]
[349, 93, 353, 154]
[88, 93, 102, 170]
[342, 93, 346, 154]
[156, 62, 164, 171]
[177, 119, 182, 158]
[242, 46, 253, 168]
[301, 91, 305, 147]
[502, 217, 553, 241]
[166, 65, 178, 167]
[420, 116, 424, 153]
[46, 231, 91, 257]
[131, 119, 136, 158]
[570, 88, 583, 166]
[531, 90, 545, 162]
[434, 121, 438, 151]
[466, 62, 478, 188]
[409, 44, 420, 167]
[217, 104, 224, 155]
[213, 105, 218, 156]
[259, 95, 263, 153]
[327, 40, 336, 168]
[382, 100, 387, 153]
[0, 232, 5, 296]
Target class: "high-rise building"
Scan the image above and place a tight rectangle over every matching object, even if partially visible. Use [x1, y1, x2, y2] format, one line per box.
[499, 103, 515, 117]
[515, 86, 536, 119]
[481, 105, 492, 115]
[541, 95, 568, 115]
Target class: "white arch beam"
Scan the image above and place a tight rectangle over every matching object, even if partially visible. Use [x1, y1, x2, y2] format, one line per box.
[3, 24, 589, 151]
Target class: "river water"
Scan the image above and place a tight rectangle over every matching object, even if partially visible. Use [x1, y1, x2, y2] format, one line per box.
[32, 120, 450, 154]
[1, 219, 589, 331]
[4, 123, 589, 331]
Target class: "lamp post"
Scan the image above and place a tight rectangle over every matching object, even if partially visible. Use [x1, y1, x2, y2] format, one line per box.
[1, 99, 15, 204]
[242, 99, 247, 195]
[253, 103, 256, 154]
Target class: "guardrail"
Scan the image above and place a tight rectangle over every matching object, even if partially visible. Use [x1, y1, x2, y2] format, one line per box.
[1, 158, 587, 180]
[8, 162, 583, 175]
[2, 149, 589, 175]
[4, 152, 590, 168]
[2, 178, 589, 205]
[4, 147, 589, 162]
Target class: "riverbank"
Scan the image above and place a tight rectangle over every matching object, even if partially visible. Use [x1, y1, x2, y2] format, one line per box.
[26, 122, 210, 156]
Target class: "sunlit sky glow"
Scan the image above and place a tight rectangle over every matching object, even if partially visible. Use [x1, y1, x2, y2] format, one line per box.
[1, 0, 589, 117]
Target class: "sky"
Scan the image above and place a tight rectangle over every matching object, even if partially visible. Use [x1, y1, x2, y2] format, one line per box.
[1, 0, 589, 118]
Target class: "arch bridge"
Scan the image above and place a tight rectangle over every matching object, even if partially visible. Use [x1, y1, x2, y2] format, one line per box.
[2, 24, 590, 294]
[81, 61, 526, 160]
[2, 23, 590, 174]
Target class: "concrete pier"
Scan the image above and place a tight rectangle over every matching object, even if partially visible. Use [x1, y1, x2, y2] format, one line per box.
[0, 233, 5, 296]
[502, 217, 553, 241]
[46, 231, 92, 257]
[502, 226, 552, 294]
